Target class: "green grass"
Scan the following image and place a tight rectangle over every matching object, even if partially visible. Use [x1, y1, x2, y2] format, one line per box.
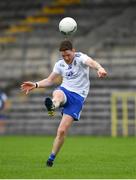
[0, 136, 136, 179]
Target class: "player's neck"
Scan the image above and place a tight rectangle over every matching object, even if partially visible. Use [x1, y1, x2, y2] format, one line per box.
[66, 59, 73, 64]
[65, 55, 75, 65]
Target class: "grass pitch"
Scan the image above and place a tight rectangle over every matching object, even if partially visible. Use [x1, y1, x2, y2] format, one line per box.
[0, 136, 136, 179]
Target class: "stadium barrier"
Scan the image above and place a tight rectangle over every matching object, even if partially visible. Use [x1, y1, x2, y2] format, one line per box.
[111, 92, 136, 136]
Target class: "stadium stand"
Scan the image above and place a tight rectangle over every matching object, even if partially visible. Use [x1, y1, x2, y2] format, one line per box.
[0, 0, 136, 136]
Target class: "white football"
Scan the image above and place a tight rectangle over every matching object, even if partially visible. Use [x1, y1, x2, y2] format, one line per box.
[59, 17, 77, 35]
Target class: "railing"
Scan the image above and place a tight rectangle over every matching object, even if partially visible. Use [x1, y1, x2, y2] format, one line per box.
[111, 92, 136, 136]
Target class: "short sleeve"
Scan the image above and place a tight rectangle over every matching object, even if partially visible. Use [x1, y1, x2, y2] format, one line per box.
[80, 53, 90, 64]
[53, 62, 61, 75]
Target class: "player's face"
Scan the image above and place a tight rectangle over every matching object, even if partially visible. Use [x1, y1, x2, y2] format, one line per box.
[61, 50, 75, 64]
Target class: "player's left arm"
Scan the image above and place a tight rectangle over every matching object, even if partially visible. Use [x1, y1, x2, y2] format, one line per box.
[84, 57, 107, 78]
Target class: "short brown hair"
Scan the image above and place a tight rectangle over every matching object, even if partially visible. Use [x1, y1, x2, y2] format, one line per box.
[59, 40, 73, 51]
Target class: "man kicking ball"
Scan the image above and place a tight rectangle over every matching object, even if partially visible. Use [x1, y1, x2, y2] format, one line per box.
[21, 40, 107, 167]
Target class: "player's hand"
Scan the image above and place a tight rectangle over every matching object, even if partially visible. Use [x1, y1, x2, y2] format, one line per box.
[21, 81, 36, 94]
[97, 68, 107, 78]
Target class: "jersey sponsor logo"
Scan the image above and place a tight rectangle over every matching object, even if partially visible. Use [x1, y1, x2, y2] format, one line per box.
[66, 71, 74, 77]
[65, 70, 78, 79]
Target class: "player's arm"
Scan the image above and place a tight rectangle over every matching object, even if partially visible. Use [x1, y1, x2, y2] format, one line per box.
[21, 72, 60, 94]
[36, 72, 60, 88]
[84, 57, 107, 78]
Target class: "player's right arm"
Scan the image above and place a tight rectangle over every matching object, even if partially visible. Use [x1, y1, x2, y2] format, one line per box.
[21, 72, 60, 94]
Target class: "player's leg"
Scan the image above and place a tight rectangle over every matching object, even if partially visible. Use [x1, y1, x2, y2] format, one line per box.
[46, 114, 73, 167]
[52, 114, 73, 154]
[52, 90, 66, 108]
[45, 90, 66, 116]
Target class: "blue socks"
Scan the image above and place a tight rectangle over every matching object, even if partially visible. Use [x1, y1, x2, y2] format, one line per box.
[48, 153, 56, 161]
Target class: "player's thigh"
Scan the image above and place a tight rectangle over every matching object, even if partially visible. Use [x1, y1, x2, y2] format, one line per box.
[53, 90, 66, 102]
[58, 114, 73, 132]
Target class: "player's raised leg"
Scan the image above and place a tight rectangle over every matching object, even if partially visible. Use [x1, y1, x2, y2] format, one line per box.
[46, 114, 73, 167]
[45, 90, 66, 116]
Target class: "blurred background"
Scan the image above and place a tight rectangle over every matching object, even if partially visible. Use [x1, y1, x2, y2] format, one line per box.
[0, 0, 136, 136]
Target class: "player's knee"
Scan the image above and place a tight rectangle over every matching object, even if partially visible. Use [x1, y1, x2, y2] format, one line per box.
[53, 90, 65, 102]
[57, 128, 66, 138]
